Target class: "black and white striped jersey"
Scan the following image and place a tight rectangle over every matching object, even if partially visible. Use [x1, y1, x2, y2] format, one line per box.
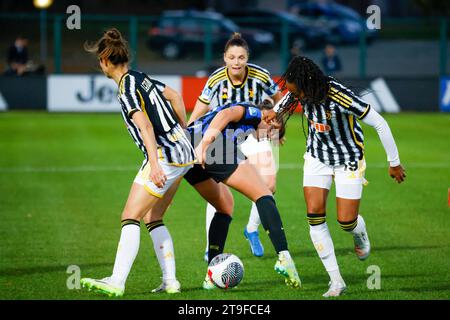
[303, 79, 371, 166]
[118, 70, 195, 166]
[198, 63, 278, 108]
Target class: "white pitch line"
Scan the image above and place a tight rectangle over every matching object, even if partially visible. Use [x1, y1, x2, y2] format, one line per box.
[0, 162, 448, 173]
[0, 165, 137, 173]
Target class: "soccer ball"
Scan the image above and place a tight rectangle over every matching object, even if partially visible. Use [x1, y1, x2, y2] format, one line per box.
[207, 253, 244, 289]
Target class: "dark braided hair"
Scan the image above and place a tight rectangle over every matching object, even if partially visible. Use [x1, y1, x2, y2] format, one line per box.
[276, 56, 331, 139]
[276, 56, 372, 141]
[279, 56, 329, 105]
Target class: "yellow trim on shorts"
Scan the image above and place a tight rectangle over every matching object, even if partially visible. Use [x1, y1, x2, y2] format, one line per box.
[157, 148, 164, 160]
[164, 159, 197, 167]
[144, 185, 163, 198]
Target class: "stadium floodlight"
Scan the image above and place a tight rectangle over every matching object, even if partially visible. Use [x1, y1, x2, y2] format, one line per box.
[33, 0, 53, 9]
[33, 0, 54, 68]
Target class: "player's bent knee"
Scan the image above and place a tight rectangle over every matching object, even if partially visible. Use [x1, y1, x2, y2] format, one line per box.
[208, 195, 233, 215]
[215, 204, 233, 216]
[121, 203, 150, 221]
[305, 202, 327, 214]
[220, 191, 234, 212]
[121, 211, 141, 222]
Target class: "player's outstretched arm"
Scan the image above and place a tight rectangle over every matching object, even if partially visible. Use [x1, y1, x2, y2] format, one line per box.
[188, 100, 210, 126]
[361, 108, 406, 184]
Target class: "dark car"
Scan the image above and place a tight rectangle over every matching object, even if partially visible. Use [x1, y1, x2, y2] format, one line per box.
[225, 9, 332, 50]
[291, 1, 378, 44]
[147, 10, 275, 60]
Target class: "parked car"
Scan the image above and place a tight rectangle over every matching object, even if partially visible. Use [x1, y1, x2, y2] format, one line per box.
[147, 10, 275, 60]
[291, 1, 378, 44]
[225, 9, 332, 50]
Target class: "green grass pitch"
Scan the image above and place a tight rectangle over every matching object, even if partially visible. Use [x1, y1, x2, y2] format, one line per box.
[0, 112, 449, 300]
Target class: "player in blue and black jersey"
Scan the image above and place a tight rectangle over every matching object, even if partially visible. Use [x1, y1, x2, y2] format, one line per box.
[183, 100, 301, 290]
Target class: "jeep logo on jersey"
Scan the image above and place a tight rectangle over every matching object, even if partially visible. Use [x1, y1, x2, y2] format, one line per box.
[310, 120, 331, 133]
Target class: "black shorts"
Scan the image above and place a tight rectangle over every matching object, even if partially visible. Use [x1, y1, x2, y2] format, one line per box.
[184, 162, 239, 185]
[184, 130, 247, 185]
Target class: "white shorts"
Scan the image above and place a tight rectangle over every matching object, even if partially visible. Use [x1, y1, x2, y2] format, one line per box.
[239, 134, 277, 177]
[134, 159, 193, 198]
[303, 153, 367, 200]
[239, 134, 272, 156]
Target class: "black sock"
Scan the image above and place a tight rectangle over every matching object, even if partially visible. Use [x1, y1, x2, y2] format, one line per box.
[208, 212, 232, 263]
[255, 195, 288, 254]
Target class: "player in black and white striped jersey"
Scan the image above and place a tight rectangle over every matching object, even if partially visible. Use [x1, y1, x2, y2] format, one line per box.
[196, 63, 277, 107]
[118, 70, 195, 169]
[266, 56, 406, 297]
[189, 33, 284, 260]
[80, 28, 195, 297]
[303, 78, 369, 166]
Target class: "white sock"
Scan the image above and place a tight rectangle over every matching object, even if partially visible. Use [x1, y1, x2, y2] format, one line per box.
[278, 250, 292, 260]
[309, 222, 344, 283]
[205, 203, 215, 252]
[149, 224, 176, 282]
[350, 215, 367, 235]
[111, 223, 141, 288]
[246, 202, 261, 233]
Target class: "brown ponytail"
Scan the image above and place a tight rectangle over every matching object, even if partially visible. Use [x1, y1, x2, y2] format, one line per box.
[224, 32, 249, 55]
[257, 98, 274, 110]
[84, 28, 130, 65]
